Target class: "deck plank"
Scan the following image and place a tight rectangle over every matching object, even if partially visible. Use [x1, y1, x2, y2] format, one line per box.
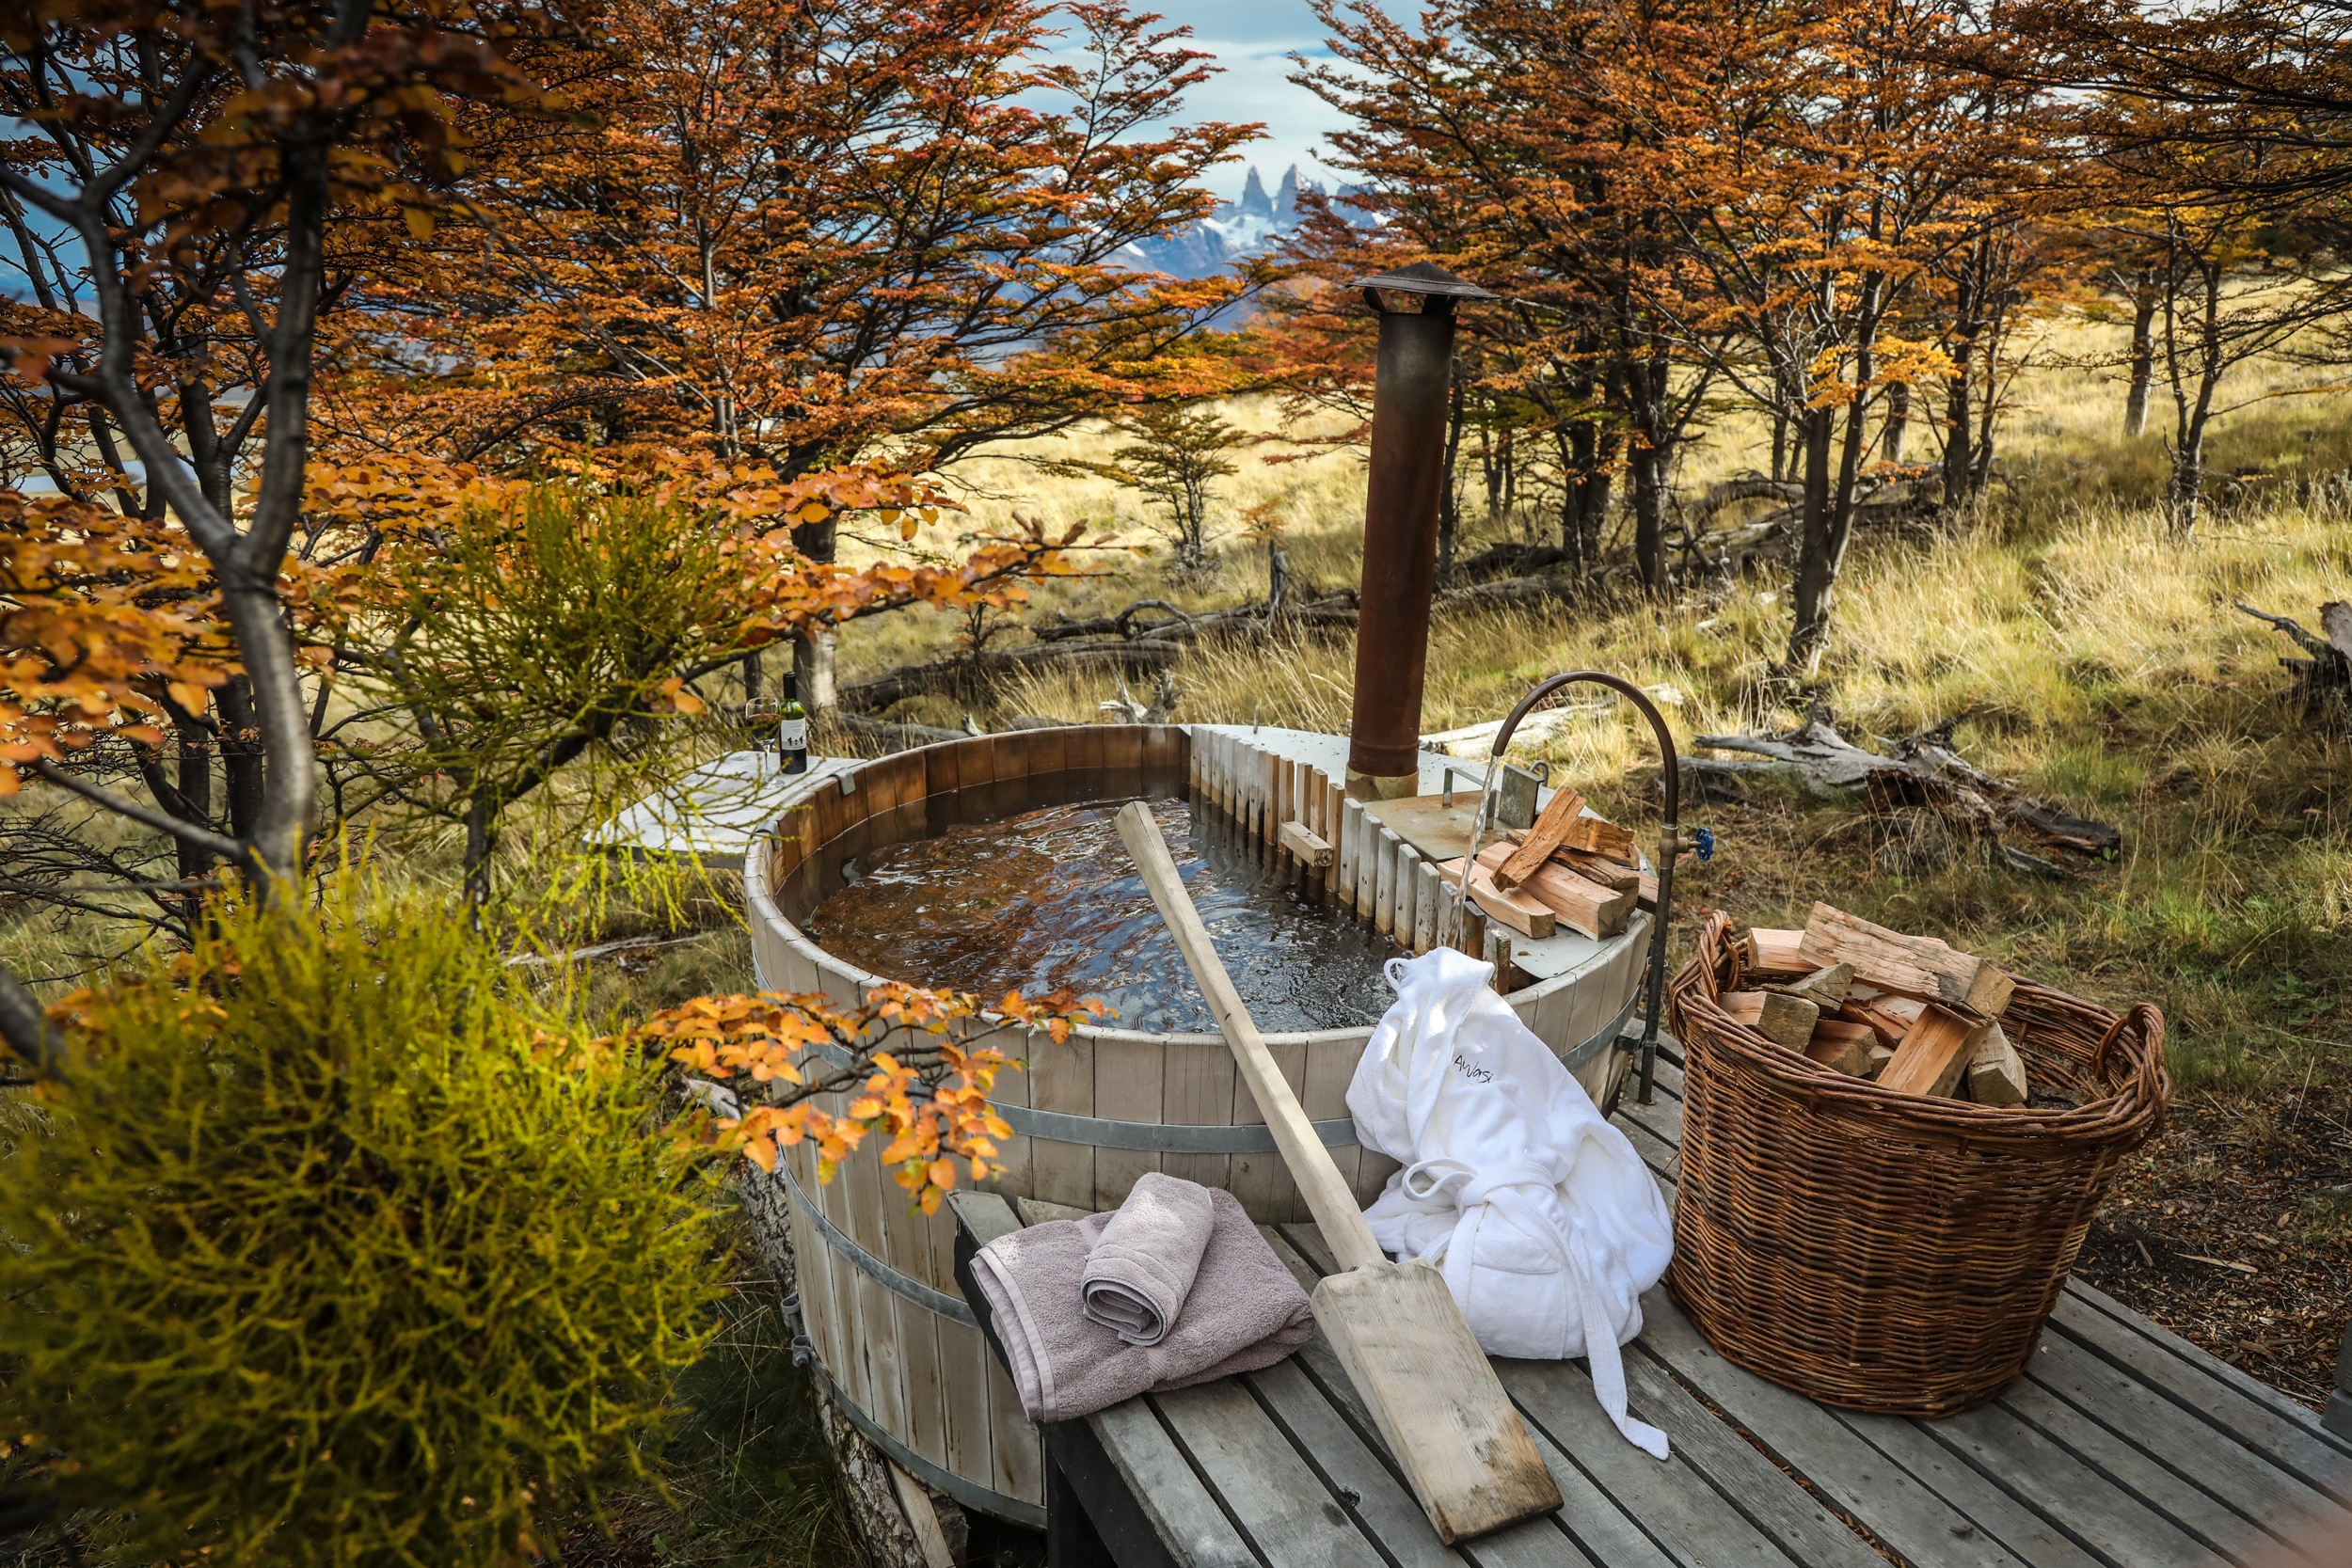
[2043, 1291, 2352, 1506]
[1614, 1343, 1884, 1568]
[2065, 1279, 2352, 1450]
[1151, 1380, 1391, 1568]
[1501, 1354, 1807, 1568]
[1245, 1356, 1470, 1568]
[1994, 1374, 2320, 1566]
[1915, 1398, 2231, 1568]
[1830, 1408, 2109, 1568]
[1493, 1423, 1664, 1568]
[1634, 1291, 2033, 1568]
[2022, 1330, 2343, 1555]
[1082, 1400, 1264, 1568]
[1261, 1222, 1628, 1568]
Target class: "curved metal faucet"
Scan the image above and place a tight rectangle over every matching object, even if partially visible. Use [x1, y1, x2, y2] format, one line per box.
[1450, 672, 1695, 1108]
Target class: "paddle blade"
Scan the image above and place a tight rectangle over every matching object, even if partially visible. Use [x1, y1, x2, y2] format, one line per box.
[1312, 1259, 1563, 1543]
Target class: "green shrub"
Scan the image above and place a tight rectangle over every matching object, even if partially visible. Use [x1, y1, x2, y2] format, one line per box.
[0, 886, 729, 1565]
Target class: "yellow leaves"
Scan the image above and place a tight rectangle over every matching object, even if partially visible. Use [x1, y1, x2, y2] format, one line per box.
[404, 206, 436, 241]
[645, 977, 1098, 1212]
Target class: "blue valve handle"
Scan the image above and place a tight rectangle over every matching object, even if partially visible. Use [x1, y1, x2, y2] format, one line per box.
[1693, 827, 1715, 862]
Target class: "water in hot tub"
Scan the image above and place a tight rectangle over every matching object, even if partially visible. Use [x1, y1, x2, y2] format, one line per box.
[805, 795, 1397, 1033]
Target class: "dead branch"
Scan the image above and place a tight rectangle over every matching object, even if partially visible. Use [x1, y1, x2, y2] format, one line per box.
[1689, 701, 2121, 863]
[2237, 599, 2352, 722]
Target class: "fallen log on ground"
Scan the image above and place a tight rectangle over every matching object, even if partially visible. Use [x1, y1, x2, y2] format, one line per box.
[840, 592, 1356, 713]
[1687, 702, 2120, 870]
[2237, 600, 2352, 721]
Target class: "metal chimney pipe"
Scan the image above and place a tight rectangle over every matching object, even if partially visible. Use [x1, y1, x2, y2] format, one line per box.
[1343, 263, 1496, 798]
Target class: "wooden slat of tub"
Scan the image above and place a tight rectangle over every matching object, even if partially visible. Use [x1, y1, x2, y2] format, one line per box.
[1090, 1032, 1164, 1210]
[1026, 1024, 1096, 1210]
[1146, 722, 1184, 780]
[816, 1131, 874, 1432]
[1224, 1036, 1308, 1220]
[935, 1309, 997, 1502]
[1029, 724, 1069, 781]
[891, 1261, 950, 1472]
[986, 1313, 1048, 1506]
[1187, 728, 1203, 801]
[979, 1020, 1034, 1197]
[1301, 1033, 1362, 1203]
[845, 1139, 912, 1449]
[785, 1138, 842, 1373]
[1260, 747, 1279, 846]
[992, 728, 1034, 785]
[1158, 1036, 1236, 1193]
[886, 1134, 955, 1472]
[1106, 723, 1146, 777]
[846, 1141, 912, 1450]
[1068, 724, 1108, 797]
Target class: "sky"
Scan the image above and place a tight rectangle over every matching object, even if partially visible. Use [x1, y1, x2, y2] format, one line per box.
[1163, 0, 1349, 200]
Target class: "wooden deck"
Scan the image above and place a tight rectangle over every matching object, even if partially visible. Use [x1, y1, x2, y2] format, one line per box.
[950, 1038, 2352, 1568]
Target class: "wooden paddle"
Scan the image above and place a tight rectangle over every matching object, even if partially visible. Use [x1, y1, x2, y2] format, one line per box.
[1113, 801, 1564, 1544]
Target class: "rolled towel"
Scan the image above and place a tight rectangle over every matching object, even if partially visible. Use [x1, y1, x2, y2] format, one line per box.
[967, 1184, 1313, 1424]
[1080, 1171, 1216, 1346]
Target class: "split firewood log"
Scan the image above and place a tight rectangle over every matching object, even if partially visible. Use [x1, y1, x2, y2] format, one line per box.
[1740, 927, 1812, 976]
[1804, 1020, 1879, 1076]
[1496, 788, 1589, 889]
[1800, 903, 2014, 1016]
[1879, 1004, 1991, 1098]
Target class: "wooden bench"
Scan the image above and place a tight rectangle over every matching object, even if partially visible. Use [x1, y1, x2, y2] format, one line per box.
[949, 1038, 2352, 1567]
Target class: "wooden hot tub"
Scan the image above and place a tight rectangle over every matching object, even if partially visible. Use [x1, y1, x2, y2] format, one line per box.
[740, 723, 1650, 1527]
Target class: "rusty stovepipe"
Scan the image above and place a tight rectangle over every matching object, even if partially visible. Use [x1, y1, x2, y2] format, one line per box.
[1344, 262, 1497, 798]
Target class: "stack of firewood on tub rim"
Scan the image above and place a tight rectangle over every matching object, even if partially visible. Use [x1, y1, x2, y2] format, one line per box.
[1445, 784, 1647, 942]
[1726, 903, 2028, 1105]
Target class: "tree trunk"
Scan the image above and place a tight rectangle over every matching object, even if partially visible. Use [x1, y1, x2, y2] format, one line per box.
[797, 626, 839, 712]
[214, 676, 267, 842]
[741, 647, 764, 703]
[1942, 355, 1974, 514]
[1787, 406, 1836, 670]
[2167, 261, 2223, 535]
[2124, 287, 2157, 437]
[1632, 442, 1666, 594]
[1883, 380, 1909, 464]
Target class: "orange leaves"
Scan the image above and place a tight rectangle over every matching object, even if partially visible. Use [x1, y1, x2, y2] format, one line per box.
[628, 979, 1103, 1212]
[0, 495, 232, 790]
[0, 491, 364, 792]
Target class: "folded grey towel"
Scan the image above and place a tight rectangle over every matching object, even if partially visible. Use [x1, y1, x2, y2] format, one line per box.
[1080, 1171, 1216, 1346]
[968, 1184, 1314, 1423]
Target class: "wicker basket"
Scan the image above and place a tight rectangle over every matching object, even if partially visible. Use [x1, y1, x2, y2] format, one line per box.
[1663, 911, 2169, 1417]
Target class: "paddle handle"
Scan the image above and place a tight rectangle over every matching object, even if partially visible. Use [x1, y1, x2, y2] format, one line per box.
[1115, 801, 1387, 1274]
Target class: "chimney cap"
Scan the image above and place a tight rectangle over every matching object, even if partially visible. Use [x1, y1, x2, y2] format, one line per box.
[1348, 261, 1497, 300]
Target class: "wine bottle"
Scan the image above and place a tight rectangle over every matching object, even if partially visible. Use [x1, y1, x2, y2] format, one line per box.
[778, 670, 809, 775]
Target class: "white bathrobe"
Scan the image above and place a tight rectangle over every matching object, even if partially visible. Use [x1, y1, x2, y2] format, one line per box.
[1347, 947, 1676, 1458]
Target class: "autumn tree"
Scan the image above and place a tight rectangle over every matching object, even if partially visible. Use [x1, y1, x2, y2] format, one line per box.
[347, 0, 1260, 702]
[1054, 402, 1245, 573]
